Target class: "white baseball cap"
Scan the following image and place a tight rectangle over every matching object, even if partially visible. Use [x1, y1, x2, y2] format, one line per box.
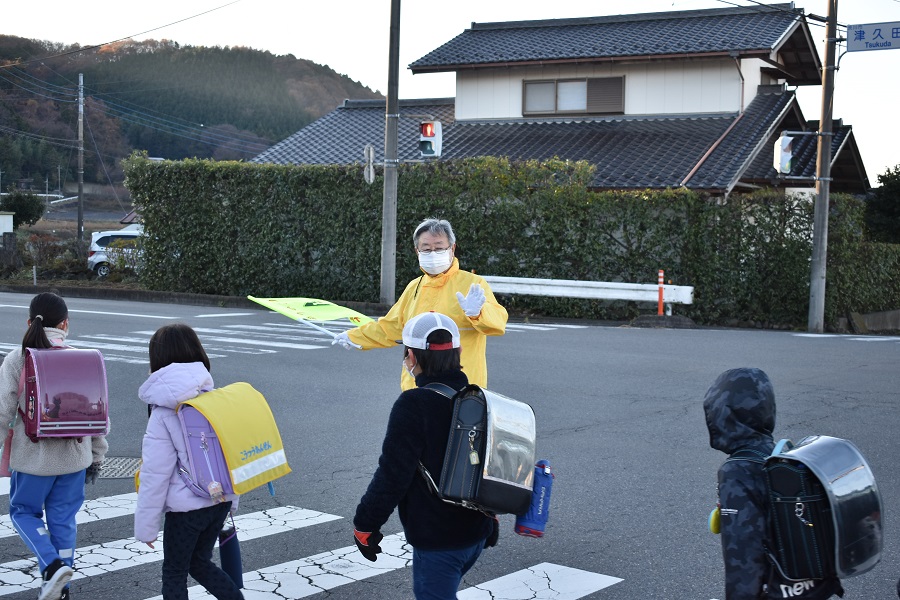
[402, 312, 461, 350]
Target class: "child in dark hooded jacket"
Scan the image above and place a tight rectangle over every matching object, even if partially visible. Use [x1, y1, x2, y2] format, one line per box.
[703, 368, 842, 600]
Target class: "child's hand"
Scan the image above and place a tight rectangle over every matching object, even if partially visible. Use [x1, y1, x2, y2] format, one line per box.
[144, 540, 156, 549]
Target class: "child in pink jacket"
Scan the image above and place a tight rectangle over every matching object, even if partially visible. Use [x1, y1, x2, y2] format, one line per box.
[134, 323, 242, 600]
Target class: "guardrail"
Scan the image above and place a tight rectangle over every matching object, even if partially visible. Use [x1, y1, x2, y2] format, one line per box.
[482, 271, 694, 316]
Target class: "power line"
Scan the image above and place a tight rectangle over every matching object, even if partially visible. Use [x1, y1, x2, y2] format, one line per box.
[0, 72, 77, 102]
[7, 66, 77, 94]
[712, 0, 847, 30]
[27, 57, 273, 150]
[84, 104, 267, 155]
[0, 124, 77, 148]
[0, 0, 243, 70]
[84, 112, 128, 214]
[91, 94, 272, 145]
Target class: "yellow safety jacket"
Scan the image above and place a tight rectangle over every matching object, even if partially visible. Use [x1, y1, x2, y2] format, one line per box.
[347, 258, 507, 390]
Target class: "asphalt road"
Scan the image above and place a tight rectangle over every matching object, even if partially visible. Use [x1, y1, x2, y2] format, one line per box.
[0, 292, 898, 599]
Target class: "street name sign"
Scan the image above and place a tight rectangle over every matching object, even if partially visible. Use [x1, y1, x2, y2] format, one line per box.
[847, 22, 900, 52]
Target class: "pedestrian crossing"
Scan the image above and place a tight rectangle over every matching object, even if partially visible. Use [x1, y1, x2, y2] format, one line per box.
[0, 319, 588, 365]
[0, 488, 621, 599]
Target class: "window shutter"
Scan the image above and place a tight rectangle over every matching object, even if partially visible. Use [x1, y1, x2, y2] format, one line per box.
[587, 77, 624, 114]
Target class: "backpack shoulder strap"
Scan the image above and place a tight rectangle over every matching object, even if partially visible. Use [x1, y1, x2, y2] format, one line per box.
[726, 448, 769, 464]
[423, 382, 458, 399]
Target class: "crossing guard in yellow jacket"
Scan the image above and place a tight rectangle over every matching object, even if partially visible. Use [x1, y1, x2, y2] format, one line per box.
[334, 218, 507, 391]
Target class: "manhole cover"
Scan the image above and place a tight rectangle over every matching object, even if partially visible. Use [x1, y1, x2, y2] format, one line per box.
[100, 457, 142, 479]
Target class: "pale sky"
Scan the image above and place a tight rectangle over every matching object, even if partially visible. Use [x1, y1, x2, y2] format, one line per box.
[3, 0, 899, 181]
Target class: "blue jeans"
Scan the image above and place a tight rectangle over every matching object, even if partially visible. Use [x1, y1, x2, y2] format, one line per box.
[9, 469, 85, 573]
[412, 541, 484, 600]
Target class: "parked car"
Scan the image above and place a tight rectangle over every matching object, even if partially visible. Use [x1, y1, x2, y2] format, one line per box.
[88, 225, 143, 277]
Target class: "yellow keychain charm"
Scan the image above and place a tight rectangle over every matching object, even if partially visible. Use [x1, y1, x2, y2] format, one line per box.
[708, 505, 721, 534]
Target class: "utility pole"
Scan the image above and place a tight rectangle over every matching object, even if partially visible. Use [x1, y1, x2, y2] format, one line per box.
[807, 0, 838, 333]
[77, 73, 84, 242]
[379, 0, 400, 305]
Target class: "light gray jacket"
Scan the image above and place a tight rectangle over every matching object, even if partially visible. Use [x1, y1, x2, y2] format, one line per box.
[0, 328, 109, 476]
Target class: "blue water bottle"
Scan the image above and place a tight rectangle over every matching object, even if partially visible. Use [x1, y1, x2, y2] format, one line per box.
[515, 459, 554, 538]
[218, 518, 243, 588]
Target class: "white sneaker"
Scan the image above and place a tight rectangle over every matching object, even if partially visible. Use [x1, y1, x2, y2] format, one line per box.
[38, 560, 73, 600]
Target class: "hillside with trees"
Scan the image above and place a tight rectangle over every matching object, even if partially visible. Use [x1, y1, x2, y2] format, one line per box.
[0, 35, 382, 191]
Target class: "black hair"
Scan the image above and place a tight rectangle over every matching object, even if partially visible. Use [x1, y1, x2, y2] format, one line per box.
[406, 329, 461, 376]
[148, 323, 211, 373]
[22, 292, 68, 352]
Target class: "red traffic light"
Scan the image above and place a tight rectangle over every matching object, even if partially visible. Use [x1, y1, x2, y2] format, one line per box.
[420, 122, 436, 137]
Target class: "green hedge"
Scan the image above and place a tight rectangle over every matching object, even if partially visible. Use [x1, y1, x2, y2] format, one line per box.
[123, 155, 899, 329]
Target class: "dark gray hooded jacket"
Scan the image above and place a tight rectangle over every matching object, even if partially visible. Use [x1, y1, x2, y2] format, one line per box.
[704, 368, 776, 600]
[704, 368, 842, 600]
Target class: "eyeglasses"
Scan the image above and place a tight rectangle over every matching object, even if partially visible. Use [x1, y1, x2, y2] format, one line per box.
[417, 247, 450, 255]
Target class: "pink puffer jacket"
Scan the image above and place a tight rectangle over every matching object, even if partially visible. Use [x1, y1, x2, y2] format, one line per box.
[133, 361, 239, 543]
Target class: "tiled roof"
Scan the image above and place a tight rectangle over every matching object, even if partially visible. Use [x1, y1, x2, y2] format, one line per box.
[252, 91, 867, 193]
[687, 91, 795, 191]
[411, 4, 804, 72]
[441, 115, 734, 190]
[741, 123, 869, 193]
[251, 99, 456, 165]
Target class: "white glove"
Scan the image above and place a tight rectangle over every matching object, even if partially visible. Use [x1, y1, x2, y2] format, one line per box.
[456, 283, 486, 317]
[332, 331, 355, 349]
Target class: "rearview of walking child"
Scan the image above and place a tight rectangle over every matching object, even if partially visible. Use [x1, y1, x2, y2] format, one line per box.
[134, 324, 243, 600]
[0, 292, 108, 600]
[703, 368, 842, 600]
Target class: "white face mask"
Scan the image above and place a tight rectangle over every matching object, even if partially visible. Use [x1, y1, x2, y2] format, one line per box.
[418, 248, 453, 275]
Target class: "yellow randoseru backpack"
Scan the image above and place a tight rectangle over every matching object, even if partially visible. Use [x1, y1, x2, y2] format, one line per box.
[136, 382, 291, 497]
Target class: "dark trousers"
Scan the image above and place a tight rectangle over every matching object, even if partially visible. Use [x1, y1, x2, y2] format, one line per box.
[161, 502, 243, 600]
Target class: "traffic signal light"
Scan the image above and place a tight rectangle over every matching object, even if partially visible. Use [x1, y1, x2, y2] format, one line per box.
[419, 120, 442, 158]
[773, 133, 793, 174]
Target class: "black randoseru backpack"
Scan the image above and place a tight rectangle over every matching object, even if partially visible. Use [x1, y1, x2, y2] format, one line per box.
[765, 436, 882, 582]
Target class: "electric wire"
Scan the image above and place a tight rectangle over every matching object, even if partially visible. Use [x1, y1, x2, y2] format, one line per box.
[29, 62, 272, 149]
[0, 72, 77, 103]
[83, 104, 265, 155]
[0, 0, 243, 70]
[0, 124, 77, 148]
[91, 95, 272, 146]
[712, 0, 847, 30]
[7, 66, 77, 95]
[84, 113, 127, 215]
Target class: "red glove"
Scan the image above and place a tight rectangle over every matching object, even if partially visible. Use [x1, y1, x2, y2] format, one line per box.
[353, 529, 383, 562]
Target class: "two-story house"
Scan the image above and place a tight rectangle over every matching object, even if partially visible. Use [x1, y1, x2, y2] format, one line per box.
[253, 3, 869, 195]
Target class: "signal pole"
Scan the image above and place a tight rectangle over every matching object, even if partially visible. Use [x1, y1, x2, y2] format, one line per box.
[807, 0, 837, 333]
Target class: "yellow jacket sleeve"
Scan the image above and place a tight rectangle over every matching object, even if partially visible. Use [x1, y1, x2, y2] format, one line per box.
[346, 260, 507, 390]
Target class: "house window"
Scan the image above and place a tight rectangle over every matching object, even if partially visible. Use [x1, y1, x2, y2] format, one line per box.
[523, 77, 624, 116]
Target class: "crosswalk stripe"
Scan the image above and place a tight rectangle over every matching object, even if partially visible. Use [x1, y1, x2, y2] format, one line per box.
[143, 532, 411, 600]
[194, 313, 256, 318]
[0, 506, 342, 596]
[190, 327, 323, 341]
[0, 480, 8, 497]
[1, 493, 140, 540]
[0, 305, 176, 320]
[504, 324, 557, 331]
[458, 562, 622, 599]
[134, 331, 325, 351]
[224, 325, 334, 342]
